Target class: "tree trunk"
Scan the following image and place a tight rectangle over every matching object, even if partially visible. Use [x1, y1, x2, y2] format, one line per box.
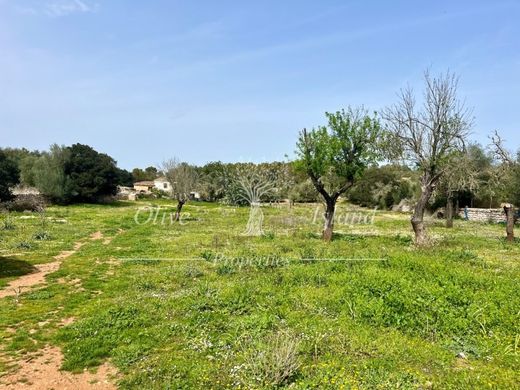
[411, 181, 434, 245]
[322, 200, 335, 242]
[504, 204, 515, 242]
[173, 199, 186, 222]
[446, 194, 454, 228]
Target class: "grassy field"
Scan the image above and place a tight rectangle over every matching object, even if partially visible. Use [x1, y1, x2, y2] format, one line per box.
[0, 200, 519, 389]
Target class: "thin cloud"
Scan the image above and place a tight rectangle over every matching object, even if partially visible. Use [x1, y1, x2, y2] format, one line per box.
[44, 0, 97, 17]
[14, 6, 38, 15]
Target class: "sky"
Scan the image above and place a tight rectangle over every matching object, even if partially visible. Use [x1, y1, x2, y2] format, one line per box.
[1, 0, 519, 170]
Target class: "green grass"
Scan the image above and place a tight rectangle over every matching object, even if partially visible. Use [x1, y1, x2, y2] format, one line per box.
[0, 200, 519, 389]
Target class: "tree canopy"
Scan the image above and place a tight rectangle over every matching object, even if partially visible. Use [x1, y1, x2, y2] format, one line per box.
[0, 150, 20, 202]
[296, 107, 382, 240]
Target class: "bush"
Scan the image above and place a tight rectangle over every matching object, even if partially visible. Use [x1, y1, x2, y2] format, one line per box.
[3, 194, 45, 212]
[348, 165, 417, 209]
[241, 331, 301, 387]
[288, 179, 319, 203]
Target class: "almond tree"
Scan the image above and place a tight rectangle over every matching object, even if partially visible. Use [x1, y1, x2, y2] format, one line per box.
[296, 107, 381, 241]
[384, 71, 472, 245]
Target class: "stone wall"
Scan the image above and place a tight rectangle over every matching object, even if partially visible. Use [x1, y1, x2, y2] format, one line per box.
[458, 207, 506, 223]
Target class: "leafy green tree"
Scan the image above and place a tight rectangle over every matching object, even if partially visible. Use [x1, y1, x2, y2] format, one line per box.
[198, 161, 232, 202]
[32, 144, 69, 203]
[288, 178, 319, 203]
[348, 165, 417, 209]
[63, 144, 119, 203]
[0, 150, 20, 202]
[296, 107, 381, 241]
[437, 145, 486, 227]
[0, 147, 41, 187]
[19, 154, 40, 187]
[116, 168, 134, 187]
[132, 166, 158, 182]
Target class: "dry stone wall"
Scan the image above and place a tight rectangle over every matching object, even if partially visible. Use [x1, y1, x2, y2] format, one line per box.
[458, 208, 506, 223]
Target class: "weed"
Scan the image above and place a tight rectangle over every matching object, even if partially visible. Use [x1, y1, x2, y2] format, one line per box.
[241, 330, 301, 387]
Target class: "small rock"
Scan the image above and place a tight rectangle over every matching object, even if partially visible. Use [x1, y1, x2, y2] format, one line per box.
[456, 352, 467, 359]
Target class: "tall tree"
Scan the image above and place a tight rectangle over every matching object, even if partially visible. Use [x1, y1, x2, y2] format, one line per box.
[32, 144, 69, 203]
[115, 168, 134, 187]
[0, 150, 20, 202]
[132, 166, 158, 182]
[296, 107, 381, 241]
[383, 71, 472, 245]
[63, 144, 119, 203]
[161, 159, 198, 221]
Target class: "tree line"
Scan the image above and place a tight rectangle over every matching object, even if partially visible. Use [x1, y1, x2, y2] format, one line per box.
[2, 70, 519, 244]
[0, 144, 131, 204]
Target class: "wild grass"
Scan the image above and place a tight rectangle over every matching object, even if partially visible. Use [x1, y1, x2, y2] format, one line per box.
[0, 200, 519, 388]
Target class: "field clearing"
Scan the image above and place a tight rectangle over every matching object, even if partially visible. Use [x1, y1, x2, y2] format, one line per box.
[0, 200, 519, 389]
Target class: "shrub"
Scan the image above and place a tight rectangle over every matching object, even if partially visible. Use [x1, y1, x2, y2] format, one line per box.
[4, 194, 45, 212]
[242, 331, 301, 387]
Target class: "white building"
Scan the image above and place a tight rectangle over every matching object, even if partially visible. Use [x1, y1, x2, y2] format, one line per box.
[153, 177, 173, 194]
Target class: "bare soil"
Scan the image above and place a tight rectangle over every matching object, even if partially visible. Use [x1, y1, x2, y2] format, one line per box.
[0, 346, 117, 389]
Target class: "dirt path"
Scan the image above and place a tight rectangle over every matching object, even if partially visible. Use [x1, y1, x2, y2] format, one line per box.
[0, 346, 117, 389]
[0, 241, 84, 300]
[0, 262, 61, 299]
[0, 230, 121, 300]
[0, 231, 122, 388]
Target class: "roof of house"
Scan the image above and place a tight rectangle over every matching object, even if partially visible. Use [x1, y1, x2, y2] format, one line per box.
[133, 181, 155, 186]
[154, 176, 169, 182]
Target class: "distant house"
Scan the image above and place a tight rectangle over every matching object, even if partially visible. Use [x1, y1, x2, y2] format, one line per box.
[133, 181, 155, 193]
[153, 177, 172, 194]
[133, 177, 173, 195]
[132, 177, 199, 199]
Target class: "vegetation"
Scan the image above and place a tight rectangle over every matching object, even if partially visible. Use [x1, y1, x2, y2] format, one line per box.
[161, 158, 199, 220]
[0, 150, 20, 202]
[347, 165, 417, 209]
[1, 69, 520, 389]
[131, 166, 158, 183]
[2, 144, 130, 205]
[296, 107, 381, 241]
[383, 71, 472, 245]
[0, 200, 519, 388]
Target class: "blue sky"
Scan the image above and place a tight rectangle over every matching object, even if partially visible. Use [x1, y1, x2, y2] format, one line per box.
[1, 0, 519, 169]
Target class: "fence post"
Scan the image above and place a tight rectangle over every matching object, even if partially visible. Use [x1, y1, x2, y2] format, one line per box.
[503, 203, 515, 242]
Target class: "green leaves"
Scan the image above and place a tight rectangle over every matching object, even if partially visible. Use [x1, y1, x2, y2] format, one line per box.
[296, 106, 382, 198]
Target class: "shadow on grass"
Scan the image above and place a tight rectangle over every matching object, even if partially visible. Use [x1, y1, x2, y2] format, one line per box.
[0, 256, 37, 279]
